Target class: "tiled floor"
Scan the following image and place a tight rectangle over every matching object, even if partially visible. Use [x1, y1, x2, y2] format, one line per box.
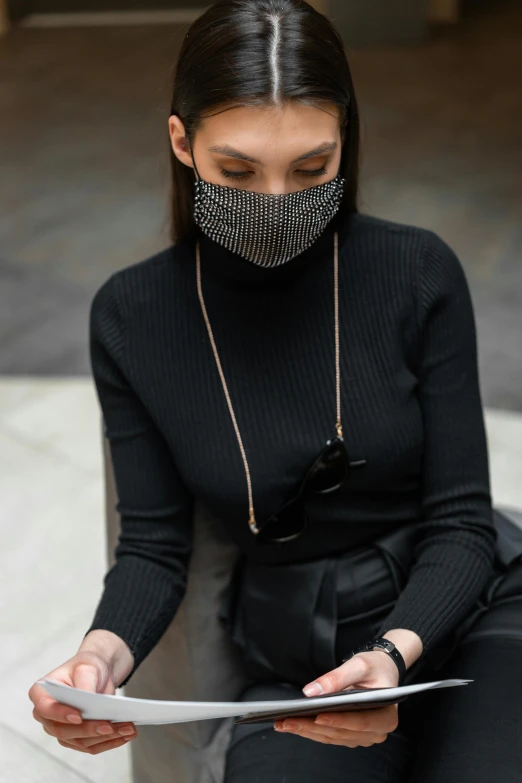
[0, 379, 131, 781]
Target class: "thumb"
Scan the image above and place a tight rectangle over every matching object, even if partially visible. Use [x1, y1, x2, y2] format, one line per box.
[72, 661, 103, 693]
[302, 655, 369, 697]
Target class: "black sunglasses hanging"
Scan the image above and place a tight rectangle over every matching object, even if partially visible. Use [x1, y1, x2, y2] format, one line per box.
[256, 435, 366, 544]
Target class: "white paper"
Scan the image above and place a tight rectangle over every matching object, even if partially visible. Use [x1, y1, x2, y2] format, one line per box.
[37, 677, 472, 726]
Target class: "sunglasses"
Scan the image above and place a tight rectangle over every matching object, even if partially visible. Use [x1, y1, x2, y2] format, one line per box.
[255, 436, 367, 545]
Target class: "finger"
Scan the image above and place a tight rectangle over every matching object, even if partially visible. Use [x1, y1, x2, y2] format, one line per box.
[80, 734, 136, 753]
[277, 720, 388, 744]
[39, 715, 137, 742]
[29, 687, 83, 726]
[276, 705, 396, 735]
[303, 655, 370, 696]
[274, 717, 318, 731]
[314, 705, 398, 734]
[73, 663, 100, 693]
[296, 723, 387, 744]
[280, 726, 363, 747]
[77, 731, 137, 749]
[58, 734, 134, 754]
[315, 725, 388, 743]
[57, 739, 92, 754]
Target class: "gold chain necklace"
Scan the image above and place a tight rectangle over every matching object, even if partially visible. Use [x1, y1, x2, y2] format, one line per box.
[196, 231, 341, 535]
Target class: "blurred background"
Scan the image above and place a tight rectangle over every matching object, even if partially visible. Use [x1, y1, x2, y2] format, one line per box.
[0, 1, 520, 781]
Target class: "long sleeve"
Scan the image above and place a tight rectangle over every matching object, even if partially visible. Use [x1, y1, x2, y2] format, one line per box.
[84, 272, 194, 688]
[375, 231, 497, 661]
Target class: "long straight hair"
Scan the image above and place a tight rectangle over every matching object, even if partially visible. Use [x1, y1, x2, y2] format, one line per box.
[168, 0, 359, 244]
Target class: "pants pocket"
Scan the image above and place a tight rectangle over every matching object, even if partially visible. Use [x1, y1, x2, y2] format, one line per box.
[334, 546, 401, 666]
[228, 556, 335, 687]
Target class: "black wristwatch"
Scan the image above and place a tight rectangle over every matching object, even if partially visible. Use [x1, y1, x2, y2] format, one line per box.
[341, 636, 407, 686]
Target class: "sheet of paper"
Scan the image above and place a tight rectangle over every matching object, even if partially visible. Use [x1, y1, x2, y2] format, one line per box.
[37, 677, 472, 726]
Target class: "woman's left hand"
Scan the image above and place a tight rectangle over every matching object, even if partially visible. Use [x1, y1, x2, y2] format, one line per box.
[273, 651, 400, 747]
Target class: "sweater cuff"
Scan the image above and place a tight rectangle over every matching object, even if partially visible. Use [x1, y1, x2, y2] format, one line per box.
[83, 555, 186, 688]
[374, 539, 495, 664]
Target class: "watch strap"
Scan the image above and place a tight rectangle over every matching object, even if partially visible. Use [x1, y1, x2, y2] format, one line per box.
[341, 636, 407, 686]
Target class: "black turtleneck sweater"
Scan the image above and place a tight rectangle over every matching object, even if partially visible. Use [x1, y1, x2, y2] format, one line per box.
[84, 210, 497, 688]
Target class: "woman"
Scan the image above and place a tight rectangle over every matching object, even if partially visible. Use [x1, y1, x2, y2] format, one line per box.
[29, 0, 522, 780]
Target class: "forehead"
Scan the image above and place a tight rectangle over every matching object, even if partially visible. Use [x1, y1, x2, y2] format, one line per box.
[198, 102, 341, 157]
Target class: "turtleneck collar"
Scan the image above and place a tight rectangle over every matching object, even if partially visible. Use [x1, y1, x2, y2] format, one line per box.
[186, 208, 354, 292]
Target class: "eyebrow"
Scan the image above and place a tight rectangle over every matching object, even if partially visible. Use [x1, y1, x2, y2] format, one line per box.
[207, 141, 338, 165]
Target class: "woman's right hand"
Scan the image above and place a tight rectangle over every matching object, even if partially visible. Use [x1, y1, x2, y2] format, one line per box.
[28, 650, 137, 754]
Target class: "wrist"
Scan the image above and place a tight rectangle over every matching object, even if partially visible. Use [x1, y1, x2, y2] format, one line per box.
[79, 630, 134, 687]
[379, 628, 423, 670]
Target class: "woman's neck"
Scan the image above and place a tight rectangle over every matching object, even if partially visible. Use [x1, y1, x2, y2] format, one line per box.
[187, 209, 354, 292]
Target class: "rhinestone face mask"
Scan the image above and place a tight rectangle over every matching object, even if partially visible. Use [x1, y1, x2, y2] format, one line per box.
[191, 149, 346, 268]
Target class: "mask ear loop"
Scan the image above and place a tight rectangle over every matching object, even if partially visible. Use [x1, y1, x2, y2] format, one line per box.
[188, 140, 200, 182]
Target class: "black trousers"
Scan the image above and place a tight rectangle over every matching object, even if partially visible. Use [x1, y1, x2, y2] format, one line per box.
[221, 539, 522, 781]
[223, 635, 522, 782]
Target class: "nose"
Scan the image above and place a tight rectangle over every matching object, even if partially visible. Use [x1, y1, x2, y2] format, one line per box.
[260, 181, 299, 196]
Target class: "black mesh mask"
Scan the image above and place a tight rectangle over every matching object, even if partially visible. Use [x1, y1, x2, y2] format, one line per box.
[190, 148, 345, 268]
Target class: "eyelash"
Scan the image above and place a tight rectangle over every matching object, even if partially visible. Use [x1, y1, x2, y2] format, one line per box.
[220, 167, 328, 180]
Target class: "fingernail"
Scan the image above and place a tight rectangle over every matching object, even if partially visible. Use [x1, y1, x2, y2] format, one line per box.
[67, 714, 82, 724]
[315, 716, 332, 725]
[118, 726, 135, 736]
[303, 682, 323, 696]
[97, 725, 114, 735]
[284, 722, 300, 730]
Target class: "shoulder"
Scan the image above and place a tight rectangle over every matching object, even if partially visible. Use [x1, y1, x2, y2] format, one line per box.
[90, 241, 192, 324]
[349, 212, 456, 260]
[349, 212, 467, 294]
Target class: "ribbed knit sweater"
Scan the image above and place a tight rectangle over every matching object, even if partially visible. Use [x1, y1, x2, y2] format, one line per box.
[84, 209, 497, 688]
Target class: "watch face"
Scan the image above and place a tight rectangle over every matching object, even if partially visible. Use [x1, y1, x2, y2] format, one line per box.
[372, 641, 394, 653]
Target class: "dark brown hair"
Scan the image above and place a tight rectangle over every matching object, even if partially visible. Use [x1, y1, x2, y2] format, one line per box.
[168, 0, 359, 244]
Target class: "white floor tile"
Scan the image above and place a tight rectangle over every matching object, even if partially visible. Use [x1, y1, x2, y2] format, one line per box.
[0, 719, 100, 783]
[0, 377, 52, 418]
[2, 377, 102, 475]
[3, 619, 132, 783]
[1, 471, 106, 673]
[0, 424, 94, 522]
[0, 377, 130, 781]
[485, 407, 522, 511]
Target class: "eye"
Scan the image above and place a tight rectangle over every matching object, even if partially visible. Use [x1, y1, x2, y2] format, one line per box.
[298, 167, 328, 177]
[220, 166, 328, 181]
[220, 168, 251, 180]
